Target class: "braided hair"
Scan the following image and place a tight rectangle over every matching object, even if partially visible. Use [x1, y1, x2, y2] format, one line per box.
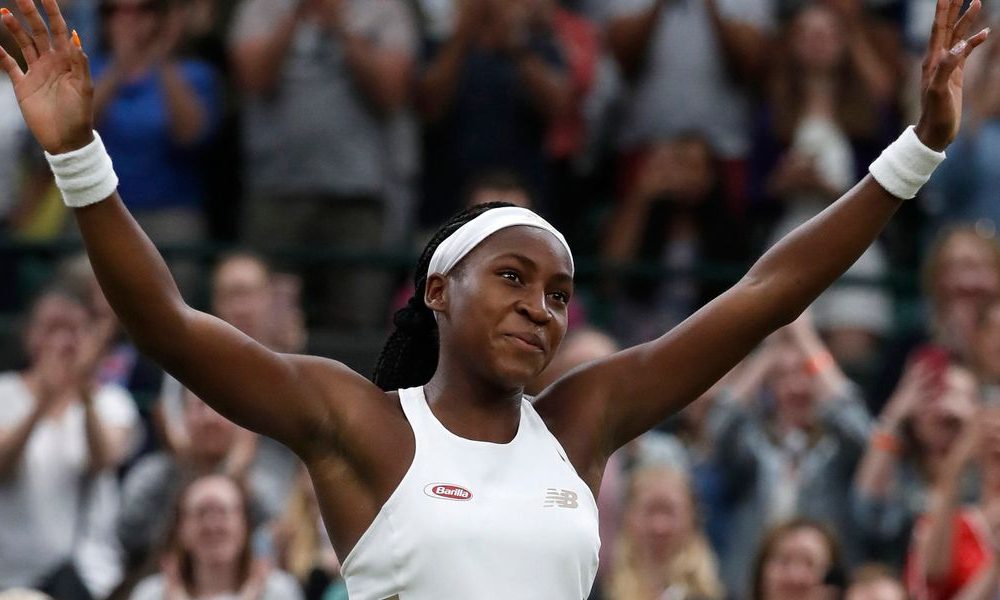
[373, 202, 515, 391]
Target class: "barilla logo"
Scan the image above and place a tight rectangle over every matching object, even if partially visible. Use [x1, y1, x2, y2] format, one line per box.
[424, 483, 473, 501]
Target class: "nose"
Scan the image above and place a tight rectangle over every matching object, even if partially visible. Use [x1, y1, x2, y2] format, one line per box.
[516, 290, 551, 326]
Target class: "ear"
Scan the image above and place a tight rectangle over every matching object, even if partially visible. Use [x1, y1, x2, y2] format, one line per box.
[424, 273, 448, 316]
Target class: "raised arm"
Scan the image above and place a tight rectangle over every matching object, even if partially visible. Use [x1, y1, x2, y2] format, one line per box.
[539, 0, 989, 464]
[0, 0, 380, 457]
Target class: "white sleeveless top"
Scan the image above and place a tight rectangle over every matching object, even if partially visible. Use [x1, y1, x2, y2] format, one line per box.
[341, 386, 600, 599]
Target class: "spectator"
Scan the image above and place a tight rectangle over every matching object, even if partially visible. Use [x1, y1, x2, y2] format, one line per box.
[603, 133, 745, 345]
[0, 284, 139, 596]
[91, 0, 221, 294]
[906, 399, 1000, 600]
[267, 467, 343, 600]
[229, 0, 417, 330]
[922, 225, 1000, 364]
[606, 465, 725, 600]
[845, 564, 907, 600]
[762, 3, 894, 380]
[607, 0, 775, 206]
[158, 252, 303, 520]
[750, 518, 842, 600]
[118, 388, 256, 570]
[416, 0, 572, 226]
[853, 352, 981, 569]
[129, 474, 302, 600]
[711, 314, 871, 592]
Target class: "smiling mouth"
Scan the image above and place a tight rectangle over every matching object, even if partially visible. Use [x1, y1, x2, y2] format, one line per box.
[505, 334, 544, 353]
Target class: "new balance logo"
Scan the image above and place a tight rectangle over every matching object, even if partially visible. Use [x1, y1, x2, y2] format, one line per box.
[544, 488, 579, 509]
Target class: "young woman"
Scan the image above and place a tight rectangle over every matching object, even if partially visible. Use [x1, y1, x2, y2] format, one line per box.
[129, 474, 302, 600]
[607, 466, 724, 600]
[0, 0, 989, 597]
[750, 518, 842, 600]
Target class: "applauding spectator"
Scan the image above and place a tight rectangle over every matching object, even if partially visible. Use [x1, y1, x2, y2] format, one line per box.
[129, 474, 302, 600]
[417, 0, 572, 225]
[0, 284, 138, 595]
[712, 313, 871, 591]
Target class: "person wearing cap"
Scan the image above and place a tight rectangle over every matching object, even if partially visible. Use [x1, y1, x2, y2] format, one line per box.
[0, 0, 991, 597]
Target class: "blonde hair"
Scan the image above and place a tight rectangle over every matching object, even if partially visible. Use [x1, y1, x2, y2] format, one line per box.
[280, 468, 323, 580]
[608, 467, 725, 600]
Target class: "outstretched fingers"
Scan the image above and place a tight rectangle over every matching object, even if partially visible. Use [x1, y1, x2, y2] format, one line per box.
[933, 27, 991, 87]
[944, 0, 963, 48]
[0, 41, 24, 85]
[39, 0, 68, 50]
[1, 7, 39, 63]
[928, 0, 952, 56]
[952, 0, 982, 51]
[13, 0, 50, 54]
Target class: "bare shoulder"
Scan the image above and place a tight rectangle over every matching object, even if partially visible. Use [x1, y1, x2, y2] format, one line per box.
[286, 355, 410, 461]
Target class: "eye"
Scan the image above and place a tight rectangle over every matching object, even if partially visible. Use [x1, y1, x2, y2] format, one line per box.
[549, 291, 570, 305]
[499, 270, 523, 284]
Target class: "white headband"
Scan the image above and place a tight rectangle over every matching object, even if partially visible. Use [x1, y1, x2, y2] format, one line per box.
[427, 207, 574, 280]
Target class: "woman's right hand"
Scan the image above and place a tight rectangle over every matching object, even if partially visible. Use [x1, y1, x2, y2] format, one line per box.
[0, 0, 94, 154]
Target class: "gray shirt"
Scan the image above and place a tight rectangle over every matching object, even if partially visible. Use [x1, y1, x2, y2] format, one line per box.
[229, 0, 416, 197]
[608, 0, 775, 159]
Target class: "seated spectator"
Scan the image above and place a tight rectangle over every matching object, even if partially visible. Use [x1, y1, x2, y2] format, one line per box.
[0, 284, 139, 595]
[854, 353, 981, 569]
[91, 0, 221, 295]
[416, 0, 572, 226]
[267, 467, 343, 600]
[606, 466, 725, 600]
[229, 0, 416, 330]
[118, 388, 256, 570]
[750, 518, 842, 600]
[711, 314, 871, 592]
[129, 474, 302, 600]
[906, 398, 1000, 600]
[846, 564, 907, 600]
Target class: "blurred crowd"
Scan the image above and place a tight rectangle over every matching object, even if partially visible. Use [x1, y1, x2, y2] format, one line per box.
[3, 0, 1000, 598]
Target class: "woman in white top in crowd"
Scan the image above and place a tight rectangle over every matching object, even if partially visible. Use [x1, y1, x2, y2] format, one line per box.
[0, 0, 989, 596]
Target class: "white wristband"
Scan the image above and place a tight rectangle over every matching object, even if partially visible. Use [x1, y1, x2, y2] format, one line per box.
[44, 131, 119, 208]
[868, 125, 946, 200]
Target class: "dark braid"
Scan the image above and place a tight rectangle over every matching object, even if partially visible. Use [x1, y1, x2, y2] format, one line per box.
[373, 202, 515, 391]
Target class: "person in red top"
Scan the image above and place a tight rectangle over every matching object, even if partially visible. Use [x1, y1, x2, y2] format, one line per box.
[906, 372, 1000, 600]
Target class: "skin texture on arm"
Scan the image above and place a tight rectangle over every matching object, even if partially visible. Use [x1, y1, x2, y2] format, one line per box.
[537, 0, 989, 480]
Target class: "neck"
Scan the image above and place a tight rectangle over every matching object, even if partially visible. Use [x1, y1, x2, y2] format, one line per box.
[191, 560, 240, 597]
[424, 360, 523, 444]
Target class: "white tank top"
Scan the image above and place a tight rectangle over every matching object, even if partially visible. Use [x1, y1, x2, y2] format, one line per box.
[341, 386, 601, 599]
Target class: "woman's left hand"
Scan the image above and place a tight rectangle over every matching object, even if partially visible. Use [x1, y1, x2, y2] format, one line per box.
[915, 0, 991, 150]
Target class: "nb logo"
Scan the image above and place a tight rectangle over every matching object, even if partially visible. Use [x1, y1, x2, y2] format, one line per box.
[543, 488, 579, 509]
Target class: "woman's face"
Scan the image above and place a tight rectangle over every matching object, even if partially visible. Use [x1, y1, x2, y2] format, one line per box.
[625, 474, 694, 561]
[25, 295, 91, 367]
[791, 6, 846, 72]
[934, 233, 1000, 322]
[430, 226, 573, 387]
[179, 477, 247, 568]
[762, 527, 832, 600]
